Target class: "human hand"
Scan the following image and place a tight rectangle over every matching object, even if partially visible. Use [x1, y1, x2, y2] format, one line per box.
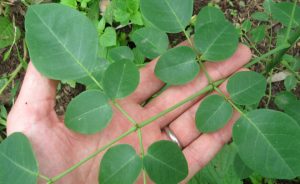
[7, 42, 251, 184]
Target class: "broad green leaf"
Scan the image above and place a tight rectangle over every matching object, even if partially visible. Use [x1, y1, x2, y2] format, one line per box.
[241, 19, 252, 32]
[154, 46, 199, 85]
[131, 27, 169, 59]
[195, 6, 226, 30]
[227, 71, 267, 105]
[108, 46, 134, 63]
[0, 16, 20, 49]
[65, 90, 113, 134]
[233, 109, 300, 179]
[144, 140, 188, 184]
[189, 144, 242, 184]
[103, 61, 140, 99]
[0, 133, 39, 184]
[250, 25, 266, 43]
[140, 0, 193, 33]
[271, 2, 300, 28]
[251, 12, 269, 21]
[284, 75, 297, 91]
[195, 21, 239, 61]
[99, 144, 142, 184]
[100, 27, 116, 47]
[283, 100, 300, 126]
[233, 154, 253, 180]
[274, 91, 297, 110]
[196, 95, 233, 133]
[25, 4, 98, 80]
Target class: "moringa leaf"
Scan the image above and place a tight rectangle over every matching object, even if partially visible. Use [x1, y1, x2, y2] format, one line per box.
[154, 46, 199, 85]
[99, 144, 142, 184]
[140, 0, 193, 33]
[227, 71, 267, 105]
[25, 4, 98, 80]
[195, 6, 226, 30]
[196, 95, 233, 133]
[65, 90, 113, 134]
[233, 109, 300, 179]
[144, 140, 188, 184]
[0, 133, 39, 184]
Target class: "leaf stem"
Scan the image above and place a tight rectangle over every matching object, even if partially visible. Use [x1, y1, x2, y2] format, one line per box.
[39, 174, 51, 181]
[137, 129, 147, 184]
[282, 60, 300, 81]
[112, 100, 138, 126]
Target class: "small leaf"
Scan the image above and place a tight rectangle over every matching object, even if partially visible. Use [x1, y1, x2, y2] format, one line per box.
[195, 6, 226, 30]
[271, 2, 300, 28]
[241, 19, 252, 32]
[132, 48, 145, 65]
[99, 144, 142, 184]
[154, 46, 199, 85]
[0, 133, 39, 184]
[103, 61, 140, 99]
[263, 0, 274, 14]
[274, 91, 297, 110]
[284, 75, 297, 91]
[65, 90, 113, 134]
[233, 154, 253, 180]
[233, 109, 300, 179]
[131, 27, 169, 59]
[99, 27, 117, 47]
[140, 0, 193, 33]
[196, 95, 233, 133]
[283, 54, 300, 71]
[251, 12, 269, 21]
[195, 21, 239, 61]
[250, 25, 266, 43]
[0, 16, 21, 49]
[108, 46, 134, 63]
[25, 4, 98, 80]
[283, 100, 300, 125]
[144, 140, 188, 184]
[227, 71, 267, 105]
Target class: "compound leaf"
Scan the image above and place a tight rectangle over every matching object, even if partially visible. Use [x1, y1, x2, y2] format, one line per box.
[25, 3, 98, 80]
[0, 133, 38, 184]
[103, 61, 140, 99]
[195, 6, 226, 30]
[196, 95, 233, 133]
[195, 21, 239, 61]
[154, 46, 199, 85]
[131, 27, 169, 59]
[65, 90, 113, 134]
[227, 71, 267, 105]
[271, 2, 300, 28]
[99, 144, 142, 184]
[140, 0, 193, 33]
[144, 140, 188, 184]
[233, 109, 300, 179]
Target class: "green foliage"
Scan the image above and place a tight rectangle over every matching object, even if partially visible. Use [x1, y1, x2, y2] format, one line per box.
[250, 25, 266, 43]
[195, 6, 225, 30]
[99, 144, 142, 184]
[144, 140, 188, 184]
[99, 27, 117, 47]
[196, 95, 233, 133]
[65, 90, 113, 134]
[270, 2, 300, 28]
[233, 154, 253, 180]
[274, 91, 297, 110]
[0, 105, 7, 126]
[0, 133, 39, 184]
[111, 0, 143, 25]
[282, 100, 300, 125]
[251, 12, 269, 21]
[0, 16, 20, 49]
[108, 46, 134, 63]
[284, 75, 297, 91]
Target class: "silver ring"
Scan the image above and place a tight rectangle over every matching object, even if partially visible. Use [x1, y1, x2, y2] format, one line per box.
[163, 127, 182, 149]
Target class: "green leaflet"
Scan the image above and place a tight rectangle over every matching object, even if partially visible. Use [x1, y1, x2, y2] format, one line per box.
[0, 17, 21, 49]
[271, 2, 300, 28]
[195, 6, 226, 30]
[233, 154, 253, 180]
[251, 12, 269, 21]
[227, 71, 267, 105]
[131, 27, 169, 59]
[283, 100, 300, 126]
[100, 27, 117, 47]
[233, 109, 300, 179]
[250, 25, 266, 43]
[65, 90, 113, 134]
[144, 140, 188, 184]
[196, 95, 233, 133]
[25, 3, 98, 80]
[0, 133, 39, 184]
[154, 46, 199, 85]
[284, 75, 297, 91]
[140, 0, 193, 33]
[103, 61, 140, 99]
[108, 46, 134, 63]
[99, 144, 142, 184]
[195, 21, 239, 61]
[274, 91, 297, 110]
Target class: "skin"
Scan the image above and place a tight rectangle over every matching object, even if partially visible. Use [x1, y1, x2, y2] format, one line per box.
[7, 42, 251, 184]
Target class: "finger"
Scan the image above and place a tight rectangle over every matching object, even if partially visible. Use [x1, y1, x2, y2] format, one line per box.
[182, 110, 240, 183]
[144, 44, 251, 128]
[125, 41, 190, 104]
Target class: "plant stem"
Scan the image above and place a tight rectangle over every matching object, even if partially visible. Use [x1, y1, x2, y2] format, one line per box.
[39, 174, 51, 181]
[137, 129, 147, 184]
[0, 63, 23, 96]
[51, 126, 137, 182]
[282, 61, 300, 81]
[266, 70, 273, 108]
[112, 100, 138, 126]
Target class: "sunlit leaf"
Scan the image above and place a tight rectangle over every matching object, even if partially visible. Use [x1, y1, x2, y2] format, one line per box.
[195, 6, 226, 30]
[99, 144, 142, 184]
[233, 109, 300, 179]
[100, 27, 116, 47]
[227, 71, 267, 105]
[196, 95, 233, 133]
[144, 140, 188, 184]
[65, 90, 113, 134]
[154, 46, 199, 85]
[0, 133, 39, 184]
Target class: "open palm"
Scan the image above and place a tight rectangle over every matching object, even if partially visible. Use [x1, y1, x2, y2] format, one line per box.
[7, 43, 251, 184]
